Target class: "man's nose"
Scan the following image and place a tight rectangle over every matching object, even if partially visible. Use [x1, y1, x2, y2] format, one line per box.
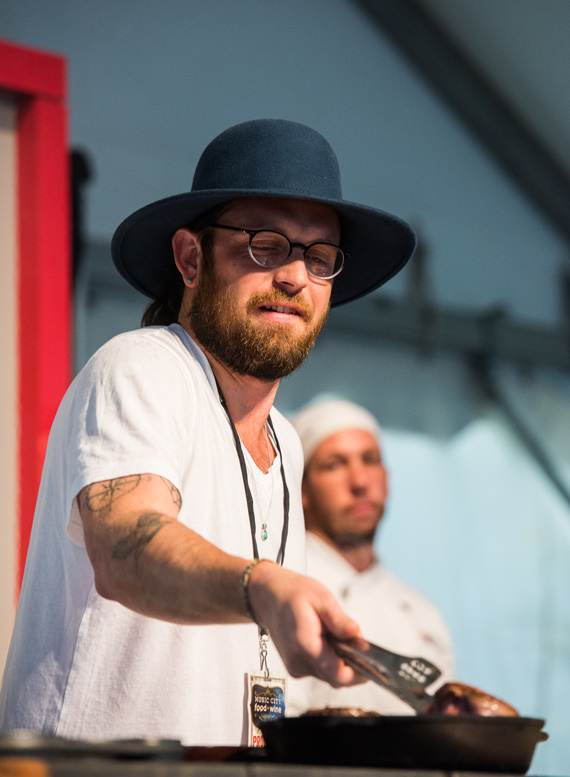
[272, 248, 310, 292]
[348, 462, 369, 492]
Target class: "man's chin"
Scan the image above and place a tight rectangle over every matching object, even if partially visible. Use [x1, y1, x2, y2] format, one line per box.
[334, 531, 376, 550]
[252, 311, 320, 345]
[235, 321, 325, 379]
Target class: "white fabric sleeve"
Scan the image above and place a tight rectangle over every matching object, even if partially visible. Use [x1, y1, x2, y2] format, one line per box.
[65, 332, 195, 545]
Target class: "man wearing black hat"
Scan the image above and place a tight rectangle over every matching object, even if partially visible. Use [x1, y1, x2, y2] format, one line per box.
[0, 120, 415, 746]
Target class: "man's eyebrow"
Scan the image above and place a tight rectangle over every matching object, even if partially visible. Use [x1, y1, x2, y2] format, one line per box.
[318, 453, 348, 464]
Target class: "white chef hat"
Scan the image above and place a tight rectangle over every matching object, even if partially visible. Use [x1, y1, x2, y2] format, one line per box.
[290, 398, 382, 466]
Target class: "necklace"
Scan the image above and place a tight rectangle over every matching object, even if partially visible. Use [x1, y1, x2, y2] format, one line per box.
[216, 383, 289, 564]
[247, 426, 276, 542]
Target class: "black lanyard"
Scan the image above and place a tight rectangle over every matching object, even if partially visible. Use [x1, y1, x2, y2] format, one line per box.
[217, 384, 289, 565]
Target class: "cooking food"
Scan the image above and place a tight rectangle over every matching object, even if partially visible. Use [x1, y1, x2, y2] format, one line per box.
[425, 681, 519, 717]
[301, 683, 519, 719]
[301, 707, 380, 717]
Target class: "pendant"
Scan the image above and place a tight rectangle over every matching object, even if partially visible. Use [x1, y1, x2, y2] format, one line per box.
[261, 523, 268, 541]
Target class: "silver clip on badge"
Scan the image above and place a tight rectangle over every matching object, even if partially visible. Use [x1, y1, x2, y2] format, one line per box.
[259, 628, 270, 680]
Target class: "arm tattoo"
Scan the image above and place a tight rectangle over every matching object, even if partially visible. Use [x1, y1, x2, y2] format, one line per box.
[160, 477, 182, 509]
[112, 512, 170, 561]
[83, 475, 150, 515]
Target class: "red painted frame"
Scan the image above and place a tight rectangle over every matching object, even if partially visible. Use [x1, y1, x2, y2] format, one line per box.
[0, 39, 72, 587]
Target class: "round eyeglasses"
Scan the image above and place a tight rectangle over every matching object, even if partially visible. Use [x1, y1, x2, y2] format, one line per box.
[210, 223, 346, 280]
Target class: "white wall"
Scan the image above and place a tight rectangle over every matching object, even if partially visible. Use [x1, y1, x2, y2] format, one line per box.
[0, 97, 18, 676]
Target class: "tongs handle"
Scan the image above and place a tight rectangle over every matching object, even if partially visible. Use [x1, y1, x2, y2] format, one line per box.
[327, 634, 441, 713]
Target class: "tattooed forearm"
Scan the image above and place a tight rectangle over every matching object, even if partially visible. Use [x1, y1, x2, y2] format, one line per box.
[160, 477, 182, 509]
[112, 512, 172, 562]
[82, 475, 150, 515]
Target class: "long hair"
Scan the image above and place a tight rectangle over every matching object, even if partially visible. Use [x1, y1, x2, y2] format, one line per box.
[141, 201, 232, 327]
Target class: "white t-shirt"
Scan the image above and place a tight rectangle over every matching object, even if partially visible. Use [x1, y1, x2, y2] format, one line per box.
[0, 325, 305, 745]
[287, 532, 455, 716]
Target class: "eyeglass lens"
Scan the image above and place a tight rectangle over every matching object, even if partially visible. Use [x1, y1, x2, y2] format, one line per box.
[250, 231, 343, 278]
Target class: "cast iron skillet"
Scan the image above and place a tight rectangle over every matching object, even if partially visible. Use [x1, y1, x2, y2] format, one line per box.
[260, 714, 548, 774]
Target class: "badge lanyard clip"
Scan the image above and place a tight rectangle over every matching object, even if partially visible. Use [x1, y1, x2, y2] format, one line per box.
[259, 628, 271, 680]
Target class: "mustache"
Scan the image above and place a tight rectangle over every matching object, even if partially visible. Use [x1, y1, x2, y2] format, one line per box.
[246, 290, 316, 320]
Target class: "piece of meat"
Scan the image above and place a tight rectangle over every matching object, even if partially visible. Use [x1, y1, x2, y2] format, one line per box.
[425, 682, 519, 717]
[301, 707, 381, 717]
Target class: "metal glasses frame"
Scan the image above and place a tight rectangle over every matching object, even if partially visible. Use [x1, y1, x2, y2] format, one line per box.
[210, 223, 346, 280]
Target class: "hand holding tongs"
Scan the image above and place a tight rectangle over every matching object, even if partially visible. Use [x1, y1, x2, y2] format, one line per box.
[327, 634, 442, 713]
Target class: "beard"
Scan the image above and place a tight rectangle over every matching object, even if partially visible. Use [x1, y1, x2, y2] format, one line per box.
[333, 528, 379, 550]
[330, 508, 385, 548]
[188, 255, 330, 381]
[307, 503, 385, 550]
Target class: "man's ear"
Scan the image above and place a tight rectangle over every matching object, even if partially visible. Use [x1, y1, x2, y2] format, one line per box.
[172, 228, 200, 287]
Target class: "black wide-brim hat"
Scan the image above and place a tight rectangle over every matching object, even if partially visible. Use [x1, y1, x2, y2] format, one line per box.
[111, 119, 416, 307]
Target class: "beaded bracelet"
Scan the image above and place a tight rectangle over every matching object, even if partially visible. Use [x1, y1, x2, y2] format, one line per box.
[242, 558, 272, 626]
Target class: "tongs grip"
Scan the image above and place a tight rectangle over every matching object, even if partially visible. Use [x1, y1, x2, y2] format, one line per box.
[327, 634, 441, 713]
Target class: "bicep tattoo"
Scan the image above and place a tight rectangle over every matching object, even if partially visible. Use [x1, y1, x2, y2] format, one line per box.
[160, 477, 182, 510]
[82, 475, 150, 515]
[112, 512, 171, 561]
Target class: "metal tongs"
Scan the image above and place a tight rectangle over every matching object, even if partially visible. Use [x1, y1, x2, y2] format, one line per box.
[327, 634, 442, 713]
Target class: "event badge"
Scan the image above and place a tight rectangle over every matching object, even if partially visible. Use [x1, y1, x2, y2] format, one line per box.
[247, 629, 286, 747]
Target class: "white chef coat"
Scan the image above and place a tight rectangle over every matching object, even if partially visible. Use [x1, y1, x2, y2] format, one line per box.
[287, 531, 455, 716]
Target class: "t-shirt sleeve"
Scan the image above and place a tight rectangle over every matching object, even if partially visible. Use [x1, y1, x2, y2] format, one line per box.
[65, 333, 194, 544]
